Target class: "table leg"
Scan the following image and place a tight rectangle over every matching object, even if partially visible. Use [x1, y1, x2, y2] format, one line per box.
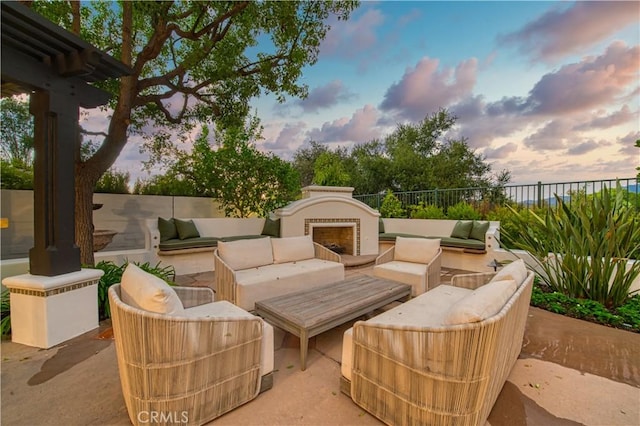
[300, 329, 308, 371]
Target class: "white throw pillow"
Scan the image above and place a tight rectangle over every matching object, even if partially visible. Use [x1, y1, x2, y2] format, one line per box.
[491, 259, 528, 286]
[394, 237, 440, 264]
[442, 279, 517, 325]
[218, 237, 274, 270]
[271, 235, 315, 264]
[120, 263, 185, 315]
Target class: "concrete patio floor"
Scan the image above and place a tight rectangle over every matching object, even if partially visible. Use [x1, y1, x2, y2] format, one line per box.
[2, 265, 639, 426]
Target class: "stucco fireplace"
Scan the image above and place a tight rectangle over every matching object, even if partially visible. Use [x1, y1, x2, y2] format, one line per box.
[275, 186, 379, 256]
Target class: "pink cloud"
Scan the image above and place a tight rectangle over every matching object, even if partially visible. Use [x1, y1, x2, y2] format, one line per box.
[261, 122, 307, 152]
[296, 80, 355, 113]
[499, 2, 639, 62]
[617, 131, 640, 155]
[573, 105, 635, 130]
[320, 9, 384, 58]
[525, 42, 639, 115]
[523, 119, 574, 150]
[566, 139, 602, 156]
[483, 143, 518, 160]
[380, 57, 477, 121]
[307, 104, 381, 144]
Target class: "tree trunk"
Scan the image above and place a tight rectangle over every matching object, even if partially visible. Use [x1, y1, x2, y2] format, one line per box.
[75, 174, 96, 265]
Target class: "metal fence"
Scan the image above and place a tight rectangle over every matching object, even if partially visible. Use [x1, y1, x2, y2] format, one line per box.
[354, 177, 639, 215]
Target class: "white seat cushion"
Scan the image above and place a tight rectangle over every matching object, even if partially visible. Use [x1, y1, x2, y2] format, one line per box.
[218, 237, 273, 270]
[442, 279, 517, 325]
[235, 259, 345, 311]
[184, 300, 274, 375]
[394, 237, 440, 264]
[271, 235, 315, 264]
[341, 285, 471, 380]
[373, 260, 428, 296]
[120, 263, 185, 315]
[491, 259, 527, 286]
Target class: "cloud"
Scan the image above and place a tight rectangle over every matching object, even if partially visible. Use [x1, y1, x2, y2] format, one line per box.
[320, 9, 384, 58]
[307, 104, 382, 144]
[524, 42, 639, 115]
[261, 121, 307, 152]
[523, 119, 574, 150]
[573, 105, 635, 130]
[499, 2, 639, 62]
[566, 139, 601, 156]
[380, 57, 478, 121]
[483, 143, 518, 160]
[295, 80, 356, 113]
[617, 131, 640, 155]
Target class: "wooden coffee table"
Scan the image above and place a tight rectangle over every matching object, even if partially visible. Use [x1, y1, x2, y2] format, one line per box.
[255, 275, 411, 370]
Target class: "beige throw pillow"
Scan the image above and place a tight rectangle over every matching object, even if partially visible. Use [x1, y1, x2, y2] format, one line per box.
[271, 235, 315, 264]
[394, 237, 440, 264]
[442, 279, 517, 325]
[120, 263, 185, 315]
[491, 258, 528, 286]
[218, 237, 274, 270]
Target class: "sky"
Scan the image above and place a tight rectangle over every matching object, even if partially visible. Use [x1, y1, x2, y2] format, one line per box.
[105, 1, 640, 187]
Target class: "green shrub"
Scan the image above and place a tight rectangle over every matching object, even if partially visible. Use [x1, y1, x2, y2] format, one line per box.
[380, 190, 405, 218]
[1, 289, 11, 337]
[409, 203, 446, 219]
[502, 183, 640, 309]
[93, 260, 176, 320]
[446, 201, 481, 220]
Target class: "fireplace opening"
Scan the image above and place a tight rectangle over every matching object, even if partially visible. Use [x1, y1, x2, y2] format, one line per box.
[312, 226, 354, 256]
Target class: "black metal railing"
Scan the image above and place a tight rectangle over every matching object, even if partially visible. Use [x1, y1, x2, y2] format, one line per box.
[354, 177, 639, 215]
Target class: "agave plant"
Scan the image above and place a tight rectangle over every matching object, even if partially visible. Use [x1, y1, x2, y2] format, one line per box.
[501, 182, 640, 309]
[1, 289, 11, 336]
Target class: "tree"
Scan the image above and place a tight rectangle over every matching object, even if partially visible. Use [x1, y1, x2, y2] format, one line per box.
[95, 169, 130, 194]
[292, 141, 331, 187]
[347, 139, 392, 195]
[174, 120, 300, 217]
[313, 149, 350, 186]
[33, 1, 359, 264]
[0, 97, 34, 168]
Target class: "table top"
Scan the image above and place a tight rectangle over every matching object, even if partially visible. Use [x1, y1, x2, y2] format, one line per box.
[254, 275, 411, 330]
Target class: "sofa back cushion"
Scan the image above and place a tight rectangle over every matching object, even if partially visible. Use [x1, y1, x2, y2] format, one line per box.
[394, 237, 440, 264]
[492, 258, 528, 286]
[261, 217, 281, 237]
[450, 220, 473, 239]
[442, 279, 517, 325]
[469, 220, 490, 242]
[272, 235, 315, 264]
[218, 237, 274, 270]
[120, 263, 185, 315]
[158, 217, 178, 242]
[174, 218, 201, 240]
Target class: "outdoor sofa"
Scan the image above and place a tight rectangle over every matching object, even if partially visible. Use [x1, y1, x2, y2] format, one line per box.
[214, 235, 345, 311]
[341, 259, 534, 425]
[109, 264, 273, 426]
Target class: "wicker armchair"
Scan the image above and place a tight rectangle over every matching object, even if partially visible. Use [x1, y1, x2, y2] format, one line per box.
[343, 269, 534, 426]
[109, 285, 273, 426]
[374, 237, 442, 296]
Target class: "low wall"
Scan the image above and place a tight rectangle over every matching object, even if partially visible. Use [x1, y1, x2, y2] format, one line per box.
[0, 190, 224, 260]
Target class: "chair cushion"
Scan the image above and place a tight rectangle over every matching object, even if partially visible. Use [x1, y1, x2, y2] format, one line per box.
[174, 218, 201, 240]
[218, 237, 273, 270]
[442, 279, 517, 325]
[374, 261, 428, 296]
[261, 217, 281, 237]
[491, 258, 528, 286]
[158, 217, 178, 242]
[394, 237, 440, 264]
[450, 220, 473, 239]
[469, 220, 490, 242]
[271, 235, 315, 264]
[120, 263, 185, 315]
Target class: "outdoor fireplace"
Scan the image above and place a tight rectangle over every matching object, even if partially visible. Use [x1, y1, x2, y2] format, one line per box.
[275, 186, 379, 256]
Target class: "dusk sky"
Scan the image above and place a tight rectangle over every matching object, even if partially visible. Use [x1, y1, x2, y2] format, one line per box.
[102, 1, 640, 187]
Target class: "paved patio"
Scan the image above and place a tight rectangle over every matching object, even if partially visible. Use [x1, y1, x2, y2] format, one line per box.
[2, 265, 639, 425]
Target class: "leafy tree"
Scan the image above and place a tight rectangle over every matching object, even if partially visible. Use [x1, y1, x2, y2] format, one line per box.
[133, 173, 197, 196]
[0, 97, 34, 169]
[32, 0, 359, 264]
[380, 190, 405, 218]
[95, 169, 130, 194]
[0, 160, 33, 190]
[292, 141, 331, 187]
[313, 150, 351, 186]
[347, 140, 393, 195]
[175, 121, 300, 217]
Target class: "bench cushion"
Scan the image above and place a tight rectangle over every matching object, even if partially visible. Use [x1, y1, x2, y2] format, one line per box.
[439, 237, 486, 250]
[218, 237, 273, 271]
[159, 236, 221, 251]
[220, 234, 265, 242]
[378, 232, 427, 242]
[442, 279, 517, 325]
[235, 259, 344, 311]
[120, 263, 185, 316]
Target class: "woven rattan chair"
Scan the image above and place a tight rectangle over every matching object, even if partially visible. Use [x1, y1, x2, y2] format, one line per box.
[345, 270, 534, 426]
[109, 284, 272, 426]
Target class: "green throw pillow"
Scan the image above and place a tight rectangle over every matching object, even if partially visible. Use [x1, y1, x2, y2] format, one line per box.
[174, 219, 200, 240]
[158, 217, 178, 242]
[450, 220, 473, 239]
[379, 218, 385, 234]
[261, 217, 280, 237]
[469, 220, 490, 242]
